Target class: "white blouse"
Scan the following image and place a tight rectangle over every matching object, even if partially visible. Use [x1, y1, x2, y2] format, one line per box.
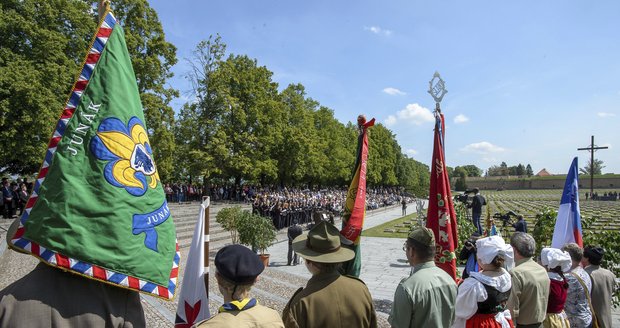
[452, 269, 512, 328]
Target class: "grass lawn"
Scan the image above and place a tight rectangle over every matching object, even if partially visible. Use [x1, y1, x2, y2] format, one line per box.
[362, 213, 419, 238]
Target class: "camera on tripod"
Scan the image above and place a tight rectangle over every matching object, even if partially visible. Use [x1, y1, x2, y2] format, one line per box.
[453, 189, 475, 205]
[492, 211, 517, 226]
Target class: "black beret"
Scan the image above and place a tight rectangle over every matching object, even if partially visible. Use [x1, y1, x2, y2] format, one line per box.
[584, 246, 604, 262]
[215, 245, 264, 284]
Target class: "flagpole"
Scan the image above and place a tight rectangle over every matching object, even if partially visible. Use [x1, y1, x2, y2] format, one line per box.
[202, 196, 210, 298]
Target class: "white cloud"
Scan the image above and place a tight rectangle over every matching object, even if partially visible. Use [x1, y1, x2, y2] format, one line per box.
[405, 149, 418, 156]
[364, 26, 393, 36]
[454, 114, 469, 124]
[461, 142, 505, 154]
[385, 103, 434, 127]
[384, 115, 397, 126]
[597, 112, 616, 117]
[382, 87, 406, 96]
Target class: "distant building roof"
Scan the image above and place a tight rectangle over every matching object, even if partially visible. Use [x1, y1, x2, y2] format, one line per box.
[536, 168, 552, 176]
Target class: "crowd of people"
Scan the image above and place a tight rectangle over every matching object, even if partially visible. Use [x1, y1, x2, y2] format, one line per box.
[585, 191, 619, 201]
[251, 186, 410, 230]
[1, 177, 32, 219]
[192, 225, 617, 328]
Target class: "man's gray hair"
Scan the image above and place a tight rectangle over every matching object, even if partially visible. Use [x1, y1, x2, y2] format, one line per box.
[510, 232, 536, 258]
[561, 243, 583, 263]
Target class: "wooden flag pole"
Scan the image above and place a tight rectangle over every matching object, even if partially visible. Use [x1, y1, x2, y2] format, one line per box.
[202, 196, 210, 298]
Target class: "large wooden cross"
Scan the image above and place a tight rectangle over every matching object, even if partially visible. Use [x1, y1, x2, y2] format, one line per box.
[577, 135, 608, 197]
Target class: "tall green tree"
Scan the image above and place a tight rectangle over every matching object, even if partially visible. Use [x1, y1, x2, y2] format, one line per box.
[526, 164, 534, 176]
[109, 0, 178, 182]
[314, 107, 356, 186]
[579, 159, 605, 175]
[276, 84, 324, 186]
[454, 165, 482, 177]
[175, 35, 227, 182]
[0, 0, 178, 181]
[0, 0, 96, 174]
[367, 124, 400, 186]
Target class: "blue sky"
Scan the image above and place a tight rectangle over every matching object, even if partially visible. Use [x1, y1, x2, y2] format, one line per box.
[148, 0, 620, 175]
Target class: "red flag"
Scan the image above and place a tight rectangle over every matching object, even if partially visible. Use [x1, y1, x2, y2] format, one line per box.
[426, 113, 458, 280]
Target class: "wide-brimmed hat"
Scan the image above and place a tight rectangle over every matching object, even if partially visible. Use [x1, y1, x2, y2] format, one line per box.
[292, 221, 355, 263]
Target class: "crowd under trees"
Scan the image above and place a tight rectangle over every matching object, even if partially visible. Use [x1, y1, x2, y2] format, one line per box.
[0, 0, 430, 195]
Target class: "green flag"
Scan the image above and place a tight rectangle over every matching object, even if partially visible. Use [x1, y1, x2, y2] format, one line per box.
[9, 11, 179, 300]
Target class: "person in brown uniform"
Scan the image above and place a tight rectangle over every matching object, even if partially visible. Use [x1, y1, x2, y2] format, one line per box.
[282, 221, 377, 328]
[195, 244, 283, 327]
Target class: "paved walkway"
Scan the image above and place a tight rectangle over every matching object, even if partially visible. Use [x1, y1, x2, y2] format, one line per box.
[267, 204, 416, 302]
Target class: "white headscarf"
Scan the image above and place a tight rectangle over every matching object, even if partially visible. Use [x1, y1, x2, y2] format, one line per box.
[476, 235, 515, 270]
[540, 247, 572, 273]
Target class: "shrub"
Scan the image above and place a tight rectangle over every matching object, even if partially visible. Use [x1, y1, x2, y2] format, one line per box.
[237, 211, 277, 254]
[215, 206, 243, 244]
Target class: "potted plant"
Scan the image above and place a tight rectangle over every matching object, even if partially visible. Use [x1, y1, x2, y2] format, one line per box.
[215, 206, 244, 244]
[237, 211, 277, 267]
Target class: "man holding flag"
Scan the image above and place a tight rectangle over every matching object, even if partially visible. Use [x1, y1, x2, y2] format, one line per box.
[1, 2, 178, 326]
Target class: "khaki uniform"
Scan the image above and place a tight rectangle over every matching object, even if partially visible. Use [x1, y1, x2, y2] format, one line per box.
[507, 257, 550, 326]
[0, 263, 145, 327]
[282, 271, 377, 328]
[585, 265, 617, 328]
[195, 304, 283, 328]
[388, 261, 457, 328]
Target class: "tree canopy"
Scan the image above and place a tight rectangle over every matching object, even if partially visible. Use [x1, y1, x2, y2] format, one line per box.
[1, 3, 430, 194]
[0, 0, 178, 181]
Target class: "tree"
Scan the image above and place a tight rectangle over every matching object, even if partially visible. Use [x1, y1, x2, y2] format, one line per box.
[579, 159, 605, 175]
[454, 167, 468, 191]
[0, 0, 178, 180]
[109, 0, 178, 182]
[526, 164, 533, 177]
[0, 0, 96, 174]
[367, 124, 400, 186]
[454, 165, 482, 177]
[516, 163, 525, 176]
[175, 35, 227, 183]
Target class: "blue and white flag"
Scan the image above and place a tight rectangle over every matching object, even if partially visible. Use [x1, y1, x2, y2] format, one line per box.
[551, 157, 583, 248]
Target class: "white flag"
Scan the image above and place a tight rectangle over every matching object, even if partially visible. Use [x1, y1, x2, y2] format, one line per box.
[175, 200, 210, 327]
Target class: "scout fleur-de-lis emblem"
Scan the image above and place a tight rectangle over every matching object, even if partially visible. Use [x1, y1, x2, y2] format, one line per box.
[90, 116, 161, 197]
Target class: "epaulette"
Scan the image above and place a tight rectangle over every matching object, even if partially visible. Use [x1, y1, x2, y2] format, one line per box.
[343, 275, 367, 285]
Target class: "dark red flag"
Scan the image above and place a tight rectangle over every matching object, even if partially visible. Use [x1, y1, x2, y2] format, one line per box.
[426, 113, 458, 280]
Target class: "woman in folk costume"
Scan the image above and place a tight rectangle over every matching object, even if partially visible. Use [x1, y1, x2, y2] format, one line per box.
[453, 235, 514, 328]
[540, 248, 572, 328]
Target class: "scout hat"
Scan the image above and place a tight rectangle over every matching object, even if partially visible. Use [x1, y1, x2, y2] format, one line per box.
[215, 244, 264, 284]
[407, 227, 435, 247]
[292, 221, 354, 263]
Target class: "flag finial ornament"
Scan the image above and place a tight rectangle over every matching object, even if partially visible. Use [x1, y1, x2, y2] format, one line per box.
[428, 71, 448, 106]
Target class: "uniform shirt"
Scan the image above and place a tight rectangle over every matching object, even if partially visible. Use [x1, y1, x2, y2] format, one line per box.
[585, 265, 617, 328]
[388, 261, 457, 328]
[0, 263, 144, 327]
[194, 304, 283, 328]
[507, 257, 550, 325]
[282, 271, 377, 328]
